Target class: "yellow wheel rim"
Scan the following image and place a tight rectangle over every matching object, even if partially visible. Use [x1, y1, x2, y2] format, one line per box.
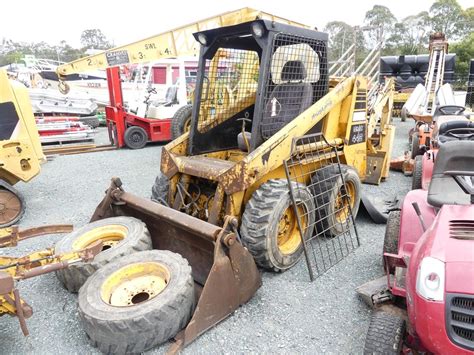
[72, 225, 127, 252]
[335, 181, 356, 223]
[277, 205, 306, 255]
[101, 262, 170, 307]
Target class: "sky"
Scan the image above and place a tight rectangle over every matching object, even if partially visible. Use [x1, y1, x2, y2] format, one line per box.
[1, 0, 472, 48]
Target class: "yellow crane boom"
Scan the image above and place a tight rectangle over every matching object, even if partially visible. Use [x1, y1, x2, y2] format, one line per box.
[56, 7, 310, 81]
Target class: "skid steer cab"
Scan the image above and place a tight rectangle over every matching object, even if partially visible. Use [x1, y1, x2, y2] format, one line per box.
[60, 19, 394, 354]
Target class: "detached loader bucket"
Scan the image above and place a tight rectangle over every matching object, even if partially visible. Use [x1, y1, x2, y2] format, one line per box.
[91, 178, 261, 352]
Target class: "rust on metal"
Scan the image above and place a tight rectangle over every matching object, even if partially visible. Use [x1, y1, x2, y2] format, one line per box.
[91, 180, 262, 352]
[0, 224, 73, 248]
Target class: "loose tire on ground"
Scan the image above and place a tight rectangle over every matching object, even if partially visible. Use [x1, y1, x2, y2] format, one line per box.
[412, 155, 423, 190]
[79, 250, 195, 355]
[124, 126, 148, 149]
[311, 165, 361, 237]
[0, 183, 25, 228]
[383, 211, 400, 273]
[240, 179, 315, 272]
[151, 174, 169, 205]
[411, 133, 422, 159]
[171, 104, 192, 140]
[55, 217, 152, 292]
[364, 311, 406, 355]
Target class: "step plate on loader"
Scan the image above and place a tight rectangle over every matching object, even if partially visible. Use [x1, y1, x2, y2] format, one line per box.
[284, 133, 360, 281]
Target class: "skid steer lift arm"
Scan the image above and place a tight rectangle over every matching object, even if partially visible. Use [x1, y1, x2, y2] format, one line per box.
[55, 7, 309, 93]
[0, 225, 102, 336]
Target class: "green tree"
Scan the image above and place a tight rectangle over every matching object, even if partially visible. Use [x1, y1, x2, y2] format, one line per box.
[80, 29, 111, 50]
[450, 33, 474, 84]
[364, 5, 397, 42]
[386, 12, 431, 55]
[429, 0, 468, 39]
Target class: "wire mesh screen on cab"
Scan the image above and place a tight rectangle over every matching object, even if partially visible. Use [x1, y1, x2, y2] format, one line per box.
[197, 49, 259, 134]
[261, 34, 328, 140]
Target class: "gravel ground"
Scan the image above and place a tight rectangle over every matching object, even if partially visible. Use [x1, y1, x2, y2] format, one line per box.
[1, 119, 412, 354]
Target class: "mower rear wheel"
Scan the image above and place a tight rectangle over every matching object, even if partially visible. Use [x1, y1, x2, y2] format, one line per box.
[124, 126, 148, 149]
[412, 155, 423, 190]
[0, 184, 25, 228]
[383, 211, 400, 273]
[55, 217, 152, 292]
[171, 104, 193, 140]
[364, 311, 405, 355]
[151, 174, 169, 205]
[411, 133, 422, 159]
[240, 179, 315, 272]
[79, 250, 194, 354]
[311, 165, 361, 237]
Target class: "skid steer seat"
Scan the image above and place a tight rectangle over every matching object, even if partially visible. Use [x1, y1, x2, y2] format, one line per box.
[427, 141, 474, 207]
[260, 60, 313, 140]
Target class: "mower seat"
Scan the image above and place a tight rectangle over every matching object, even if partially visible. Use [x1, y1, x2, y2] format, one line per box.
[260, 60, 313, 140]
[427, 141, 474, 207]
[433, 117, 474, 145]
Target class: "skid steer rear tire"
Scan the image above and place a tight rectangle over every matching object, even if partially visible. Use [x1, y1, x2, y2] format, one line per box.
[151, 174, 169, 205]
[171, 104, 192, 139]
[311, 165, 361, 238]
[240, 179, 315, 272]
[79, 250, 195, 355]
[412, 155, 423, 190]
[55, 217, 152, 293]
[364, 311, 405, 355]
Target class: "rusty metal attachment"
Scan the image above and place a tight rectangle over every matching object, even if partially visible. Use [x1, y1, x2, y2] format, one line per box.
[0, 224, 102, 336]
[91, 179, 261, 353]
[284, 133, 360, 281]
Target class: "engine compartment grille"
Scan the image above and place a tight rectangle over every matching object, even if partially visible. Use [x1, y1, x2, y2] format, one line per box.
[446, 293, 474, 350]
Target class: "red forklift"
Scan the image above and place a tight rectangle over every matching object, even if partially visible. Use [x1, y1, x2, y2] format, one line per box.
[105, 66, 187, 149]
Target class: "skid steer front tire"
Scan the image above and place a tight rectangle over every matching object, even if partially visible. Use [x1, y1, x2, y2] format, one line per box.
[55, 217, 152, 292]
[79, 250, 195, 355]
[240, 179, 315, 272]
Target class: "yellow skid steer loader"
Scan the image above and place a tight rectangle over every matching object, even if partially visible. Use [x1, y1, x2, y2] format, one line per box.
[56, 18, 394, 354]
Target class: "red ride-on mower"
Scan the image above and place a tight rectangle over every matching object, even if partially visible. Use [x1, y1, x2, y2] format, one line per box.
[358, 141, 474, 354]
[412, 105, 473, 190]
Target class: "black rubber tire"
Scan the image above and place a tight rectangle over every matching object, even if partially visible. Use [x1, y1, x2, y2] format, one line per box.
[0, 183, 25, 228]
[124, 126, 148, 149]
[171, 104, 193, 140]
[151, 174, 169, 205]
[79, 250, 195, 354]
[55, 217, 152, 292]
[311, 164, 361, 237]
[79, 116, 100, 128]
[400, 106, 408, 122]
[240, 179, 316, 272]
[383, 211, 400, 273]
[412, 155, 423, 190]
[364, 311, 406, 355]
[411, 133, 421, 159]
